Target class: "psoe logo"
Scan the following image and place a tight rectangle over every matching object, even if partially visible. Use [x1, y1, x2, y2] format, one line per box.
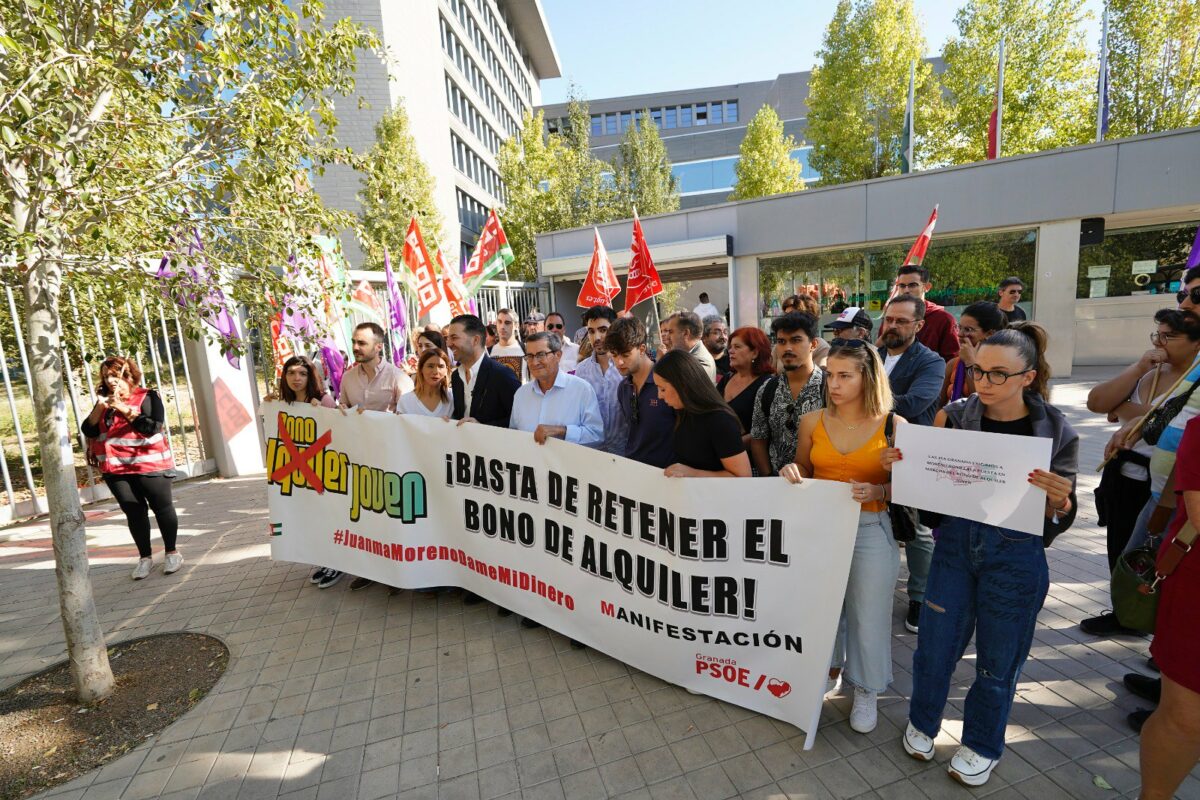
[693, 653, 791, 699]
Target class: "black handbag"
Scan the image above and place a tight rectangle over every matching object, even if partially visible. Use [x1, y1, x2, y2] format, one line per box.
[1141, 379, 1199, 446]
[884, 413, 919, 542]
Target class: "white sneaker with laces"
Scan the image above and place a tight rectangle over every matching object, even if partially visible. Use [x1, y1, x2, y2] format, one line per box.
[163, 552, 183, 574]
[948, 745, 998, 786]
[849, 686, 877, 733]
[824, 673, 843, 698]
[902, 721, 935, 761]
[131, 558, 152, 580]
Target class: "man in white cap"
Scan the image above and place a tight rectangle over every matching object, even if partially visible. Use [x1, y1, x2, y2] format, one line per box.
[823, 307, 874, 341]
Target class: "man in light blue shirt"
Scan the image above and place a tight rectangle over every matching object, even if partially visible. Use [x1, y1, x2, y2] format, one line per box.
[573, 305, 625, 454]
[510, 332, 603, 447]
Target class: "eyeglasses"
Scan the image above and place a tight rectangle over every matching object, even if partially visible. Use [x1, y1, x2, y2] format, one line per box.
[830, 338, 869, 349]
[1151, 331, 1182, 345]
[959, 325, 981, 336]
[546, 323, 565, 330]
[967, 365, 1033, 385]
[894, 281, 922, 292]
[1176, 286, 1200, 305]
[524, 351, 557, 362]
[882, 316, 917, 327]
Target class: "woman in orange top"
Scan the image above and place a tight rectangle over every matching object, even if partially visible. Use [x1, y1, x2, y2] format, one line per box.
[781, 338, 900, 735]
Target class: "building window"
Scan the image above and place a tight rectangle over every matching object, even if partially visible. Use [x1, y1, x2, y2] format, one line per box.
[590, 114, 601, 136]
[620, 111, 632, 132]
[605, 113, 617, 135]
[711, 102, 723, 125]
[664, 107, 677, 129]
[1077, 221, 1200, 299]
[651, 108, 662, 128]
[547, 118, 560, 134]
[726, 100, 738, 123]
[634, 110, 643, 129]
[694, 103, 708, 126]
[680, 106, 692, 127]
[758, 230, 1037, 325]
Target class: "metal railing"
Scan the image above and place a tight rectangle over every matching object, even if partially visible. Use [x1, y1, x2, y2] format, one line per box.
[0, 287, 216, 524]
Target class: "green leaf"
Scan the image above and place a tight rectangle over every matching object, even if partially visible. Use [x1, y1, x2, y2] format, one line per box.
[0, 126, 16, 147]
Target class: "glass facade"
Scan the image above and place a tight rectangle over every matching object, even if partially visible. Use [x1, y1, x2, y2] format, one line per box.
[672, 147, 820, 197]
[758, 229, 1038, 327]
[1077, 220, 1200, 300]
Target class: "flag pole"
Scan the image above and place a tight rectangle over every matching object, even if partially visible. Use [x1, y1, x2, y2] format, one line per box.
[1096, 5, 1110, 142]
[996, 37, 1006, 158]
[905, 60, 916, 172]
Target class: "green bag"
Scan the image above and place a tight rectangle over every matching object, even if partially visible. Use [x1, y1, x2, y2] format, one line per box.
[1112, 521, 1197, 634]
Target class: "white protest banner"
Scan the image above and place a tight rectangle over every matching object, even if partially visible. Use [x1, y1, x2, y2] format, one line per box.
[892, 424, 1052, 535]
[263, 405, 860, 747]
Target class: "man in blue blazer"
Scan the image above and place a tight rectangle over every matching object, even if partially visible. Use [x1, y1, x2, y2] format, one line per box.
[878, 293, 947, 635]
[448, 314, 520, 427]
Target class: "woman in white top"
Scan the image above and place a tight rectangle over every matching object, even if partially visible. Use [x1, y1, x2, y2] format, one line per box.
[398, 348, 453, 417]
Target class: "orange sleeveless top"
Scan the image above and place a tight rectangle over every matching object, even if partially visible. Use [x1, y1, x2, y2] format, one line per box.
[810, 412, 890, 512]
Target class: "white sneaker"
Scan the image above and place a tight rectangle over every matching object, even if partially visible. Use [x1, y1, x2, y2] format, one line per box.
[902, 721, 935, 761]
[824, 673, 843, 698]
[163, 552, 183, 574]
[131, 558, 152, 580]
[849, 686, 878, 733]
[948, 745, 998, 787]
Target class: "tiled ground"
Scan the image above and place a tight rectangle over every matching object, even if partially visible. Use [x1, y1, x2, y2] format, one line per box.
[2, 367, 1198, 800]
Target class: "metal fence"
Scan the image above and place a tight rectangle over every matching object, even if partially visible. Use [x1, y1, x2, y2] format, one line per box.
[0, 286, 215, 524]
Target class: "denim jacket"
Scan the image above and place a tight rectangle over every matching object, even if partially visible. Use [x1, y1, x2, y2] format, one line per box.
[942, 393, 1080, 545]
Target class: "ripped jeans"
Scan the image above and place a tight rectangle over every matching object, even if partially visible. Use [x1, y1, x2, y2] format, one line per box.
[908, 516, 1049, 761]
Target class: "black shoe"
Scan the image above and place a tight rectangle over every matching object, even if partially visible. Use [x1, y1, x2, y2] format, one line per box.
[520, 617, 542, 629]
[316, 569, 343, 589]
[1123, 674, 1161, 704]
[496, 607, 513, 617]
[463, 592, 483, 605]
[1080, 611, 1139, 637]
[349, 577, 375, 591]
[905, 601, 921, 633]
[1147, 657, 1160, 673]
[1127, 708, 1153, 734]
[310, 567, 328, 585]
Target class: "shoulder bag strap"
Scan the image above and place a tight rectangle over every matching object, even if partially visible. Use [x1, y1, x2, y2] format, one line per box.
[1153, 521, 1198, 588]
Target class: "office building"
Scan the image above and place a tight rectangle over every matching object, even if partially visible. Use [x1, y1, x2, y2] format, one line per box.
[314, 0, 560, 268]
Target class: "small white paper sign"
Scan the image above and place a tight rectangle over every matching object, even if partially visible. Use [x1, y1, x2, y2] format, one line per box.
[892, 425, 1053, 535]
[1088, 265, 1111, 279]
[1132, 259, 1158, 275]
[1090, 278, 1109, 298]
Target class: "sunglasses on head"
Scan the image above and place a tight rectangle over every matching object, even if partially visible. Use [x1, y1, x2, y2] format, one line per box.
[829, 338, 869, 349]
[1177, 286, 1200, 305]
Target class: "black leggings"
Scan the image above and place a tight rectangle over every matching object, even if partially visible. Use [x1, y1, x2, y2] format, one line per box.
[103, 474, 179, 558]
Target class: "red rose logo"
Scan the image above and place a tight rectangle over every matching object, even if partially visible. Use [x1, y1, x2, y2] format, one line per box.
[767, 679, 791, 699]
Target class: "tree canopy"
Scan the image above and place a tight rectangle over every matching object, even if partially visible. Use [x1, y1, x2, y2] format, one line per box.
[729, 105, 805, 200]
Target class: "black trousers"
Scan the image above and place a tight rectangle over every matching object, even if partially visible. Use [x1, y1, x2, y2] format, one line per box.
[1103, 472, 1151, 572]
[104, 474, 178, 559]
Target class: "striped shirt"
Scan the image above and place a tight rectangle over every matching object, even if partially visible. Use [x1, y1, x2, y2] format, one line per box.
[1149, 358, 1200, 497]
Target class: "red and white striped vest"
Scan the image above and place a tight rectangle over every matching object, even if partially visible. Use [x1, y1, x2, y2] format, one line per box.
[88, 388, 175, 475]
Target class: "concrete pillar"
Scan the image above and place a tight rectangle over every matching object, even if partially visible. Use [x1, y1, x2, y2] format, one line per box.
[1033, 220, 1081, 378]
[728, 255, 759, 330]
[184, 336, 264, 477]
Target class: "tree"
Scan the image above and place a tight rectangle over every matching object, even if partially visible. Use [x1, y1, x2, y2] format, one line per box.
[556, 94, 618, 228]
[729, 105, 805, 200]
[358, 104, 443, 268]
[610, 109, 679, 218]
[0, 0, 376, 702]
[925, 0, 1093, 165]
[1106, 0, 1200, 138]
[497, 110, 568, 280]
[806, 0, 940, 183]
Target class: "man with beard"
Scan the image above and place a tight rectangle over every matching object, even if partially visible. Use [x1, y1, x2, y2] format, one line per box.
[489, 308, 525, 382]
[749, 312, 826, 476]
[877, 293, 945, 634]
[703, 316, 730, 377]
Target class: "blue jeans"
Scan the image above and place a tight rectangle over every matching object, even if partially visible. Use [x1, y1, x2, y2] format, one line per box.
[908, 517, 1049, 760]
[830, 510, 901, 693]
[905, 523, 935, 603]
[1120, 494, 1158, 556]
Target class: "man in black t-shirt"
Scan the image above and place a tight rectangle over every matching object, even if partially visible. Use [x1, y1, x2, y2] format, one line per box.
[997, 277, 1027, 323]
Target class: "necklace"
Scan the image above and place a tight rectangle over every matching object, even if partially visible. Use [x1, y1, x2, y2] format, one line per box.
[831, 413, 866, 430]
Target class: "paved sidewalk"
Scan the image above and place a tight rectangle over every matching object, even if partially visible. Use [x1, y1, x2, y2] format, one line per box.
[2, 368, 1197, 800]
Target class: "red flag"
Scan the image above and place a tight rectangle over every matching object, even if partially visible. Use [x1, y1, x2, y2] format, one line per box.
[269, 314, 295, 379]
[986, 39, 1005, 159]
[902, 206, 938, 267]
[986, 104, 999, 160]
[462, 209, 515, 292]
[402, 216, 443, 319]
[438, 249, 471, 318]
[351, 279, 386, 320]
[577, 228, 621, 308]
[625, 212, 663, 312]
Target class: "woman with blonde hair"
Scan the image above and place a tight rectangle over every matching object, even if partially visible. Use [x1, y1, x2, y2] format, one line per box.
[398, 348, 453, 417]
[781, 338, 898, 734]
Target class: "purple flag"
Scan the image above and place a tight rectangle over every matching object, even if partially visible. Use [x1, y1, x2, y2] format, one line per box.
[1187, 225, 1200, 271]
[384, 248, 408, 367]
[319, 341, 346, 397]
[156, 230, 242, 369]
[281, 254, 317, 340]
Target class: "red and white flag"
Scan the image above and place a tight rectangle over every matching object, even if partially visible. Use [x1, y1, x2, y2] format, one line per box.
[986, 38, 1005, 160]
[625, 212, 663, 312]
[577, 228, 621, 308]
[902, 205, 938, 267]
[402, 216, 443, 319]
[439, 249, 472, 318]
[462, 209, 515, 293]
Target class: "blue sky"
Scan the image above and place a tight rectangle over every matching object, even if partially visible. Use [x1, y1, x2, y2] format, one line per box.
[539, 0, 1104, 105]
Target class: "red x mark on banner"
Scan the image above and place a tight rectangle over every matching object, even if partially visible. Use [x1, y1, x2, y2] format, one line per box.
[270, 413, 333, 494]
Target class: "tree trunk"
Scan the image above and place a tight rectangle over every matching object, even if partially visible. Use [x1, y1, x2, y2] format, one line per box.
[23, 253, 115, 704]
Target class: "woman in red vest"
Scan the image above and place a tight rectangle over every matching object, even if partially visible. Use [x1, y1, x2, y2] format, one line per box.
[81, 356, 179, 580]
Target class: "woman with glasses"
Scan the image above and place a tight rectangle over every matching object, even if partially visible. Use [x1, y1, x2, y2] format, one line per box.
[653, 350, 751, 478]
[885, 322, 1079, 787]
[938, 302, 1007, 407]
[1080, 308, 1200, 636]
[717, 327, 775, 449]
[780, 338, 898, 735]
